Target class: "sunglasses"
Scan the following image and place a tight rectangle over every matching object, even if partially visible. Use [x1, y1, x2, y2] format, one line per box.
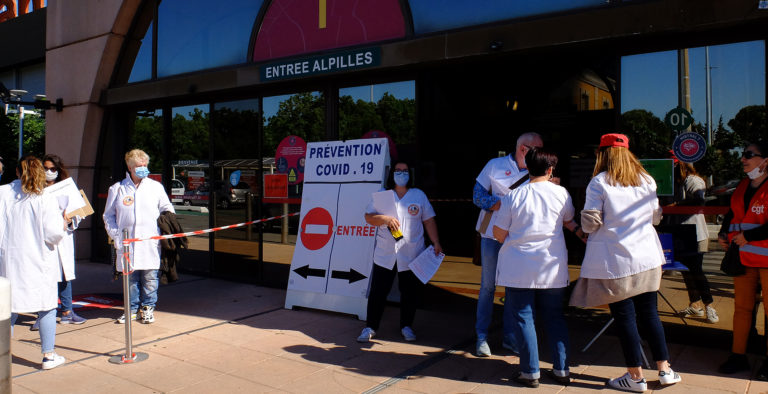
[742, 151, 764, 159]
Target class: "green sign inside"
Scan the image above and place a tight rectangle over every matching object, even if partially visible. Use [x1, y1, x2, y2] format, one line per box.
[260, 47, 381, 82]
[639, 159, 674, 196]
[664, 107, 693, 132]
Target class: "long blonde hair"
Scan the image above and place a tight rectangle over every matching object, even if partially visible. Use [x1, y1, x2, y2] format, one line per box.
[20, 156, 46, 195]
[593, 146, 650, 187]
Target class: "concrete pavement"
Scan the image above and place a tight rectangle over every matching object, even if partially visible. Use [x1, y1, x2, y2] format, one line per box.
[7, 255, 768, 393]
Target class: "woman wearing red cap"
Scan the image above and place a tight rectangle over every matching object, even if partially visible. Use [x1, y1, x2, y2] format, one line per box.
[570, 133, 681, 392]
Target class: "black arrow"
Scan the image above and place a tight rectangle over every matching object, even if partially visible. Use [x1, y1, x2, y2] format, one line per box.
[331, 268, 368, 284]
[293, 265, 326, 279]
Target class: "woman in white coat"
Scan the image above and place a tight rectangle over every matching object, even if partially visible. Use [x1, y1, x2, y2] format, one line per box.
[570, 134, 681, 392]
[0, 156, 68, 370]
[104, 149, 174, 324]
[35, 154, 87, 326]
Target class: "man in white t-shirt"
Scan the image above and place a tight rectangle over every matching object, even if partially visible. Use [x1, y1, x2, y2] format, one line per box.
[472, 132, 543, 357]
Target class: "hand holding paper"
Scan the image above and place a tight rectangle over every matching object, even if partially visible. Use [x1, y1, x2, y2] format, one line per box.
[408, 245, 445, 284]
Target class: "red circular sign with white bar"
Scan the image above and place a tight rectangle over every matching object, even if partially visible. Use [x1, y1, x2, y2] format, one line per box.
[300, 207, 334, 250]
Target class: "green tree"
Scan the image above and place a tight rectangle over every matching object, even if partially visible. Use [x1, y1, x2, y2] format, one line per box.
[620, 109, 672, 158]
[727, 105, 766, 146]
[0, 111, 46, 183]
[264, 92, 325, 155]
[338, 95, 382, 140]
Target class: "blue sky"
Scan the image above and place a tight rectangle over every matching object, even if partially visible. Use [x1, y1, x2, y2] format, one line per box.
[621, 40, 765, 131]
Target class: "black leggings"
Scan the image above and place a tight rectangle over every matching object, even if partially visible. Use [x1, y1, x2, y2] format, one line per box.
[609, 291, 670, 367]
[679, 253, 714, 305]
[366, 264, 423, 331]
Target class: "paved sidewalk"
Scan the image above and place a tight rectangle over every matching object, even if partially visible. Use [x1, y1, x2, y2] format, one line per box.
[8, 261, 768, 393]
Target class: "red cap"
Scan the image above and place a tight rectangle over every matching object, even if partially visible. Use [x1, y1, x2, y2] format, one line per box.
[599, 133, 629, 148]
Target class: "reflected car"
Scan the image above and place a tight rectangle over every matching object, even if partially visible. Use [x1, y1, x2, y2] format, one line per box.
[181, 186, 210, 207]
[213, 181, 252, 209]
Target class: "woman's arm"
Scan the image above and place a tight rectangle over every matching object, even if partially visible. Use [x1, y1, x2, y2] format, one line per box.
[364, 213, 400, 231]
[564, 219, 587, 243]
[423, 217, 442, 255]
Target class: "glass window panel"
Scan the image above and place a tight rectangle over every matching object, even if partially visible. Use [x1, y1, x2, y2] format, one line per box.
[170, 104, 211, 274]
[338, 81, 416, 158]
[157, 0, 264, 77]
[257, 92, 326, 283]
[409, 1, 607, 35]
[210, 99, 264, 278]
[19, 63, 45, 96]
[128, 21, 153, 83]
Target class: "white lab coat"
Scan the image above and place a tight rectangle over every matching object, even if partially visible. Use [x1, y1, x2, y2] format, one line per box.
[580, 172, 665, 279]
[0, 190, 67, 313]
[55, 217, 80, 281]
[366, 188, 436, 271]
[103, 175, 174, 271]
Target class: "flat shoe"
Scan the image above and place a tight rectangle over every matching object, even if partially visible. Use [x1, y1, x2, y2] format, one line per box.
[512, 372, 539, 388]
[546, 369, 570, 385]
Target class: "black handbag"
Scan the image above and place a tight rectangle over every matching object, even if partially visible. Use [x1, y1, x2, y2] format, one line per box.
[720, 242, 746, 276]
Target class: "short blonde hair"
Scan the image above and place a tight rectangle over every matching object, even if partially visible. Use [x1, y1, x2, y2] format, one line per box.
[125, 149, 150, 168]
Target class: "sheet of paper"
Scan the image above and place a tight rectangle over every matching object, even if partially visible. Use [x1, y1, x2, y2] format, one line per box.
[489, 177, 513, 197]
[371, 190, 398, 218]
[43, 177, 86, 216]
[408, 245, 445, 284]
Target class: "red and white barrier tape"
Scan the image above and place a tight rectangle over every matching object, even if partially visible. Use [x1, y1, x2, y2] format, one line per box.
[122, 212, 300, 246]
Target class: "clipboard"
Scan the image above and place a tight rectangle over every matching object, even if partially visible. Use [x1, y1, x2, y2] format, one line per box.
[67, 190, 94, 218]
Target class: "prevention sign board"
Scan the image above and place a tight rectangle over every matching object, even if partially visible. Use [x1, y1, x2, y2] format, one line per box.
[285, 138, 390, 319]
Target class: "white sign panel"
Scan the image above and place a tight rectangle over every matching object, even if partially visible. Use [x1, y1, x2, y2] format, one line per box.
[286, 138, 389, 320]
[305, 139, 388, 183]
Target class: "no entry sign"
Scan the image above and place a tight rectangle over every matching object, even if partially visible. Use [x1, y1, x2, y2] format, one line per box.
[300, 207, 334, 250]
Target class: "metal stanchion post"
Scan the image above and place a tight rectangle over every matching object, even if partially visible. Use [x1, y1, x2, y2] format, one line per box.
[109, 229, 148, 364]
[0, 277, 11, 393]
[281, 202, 288, 244]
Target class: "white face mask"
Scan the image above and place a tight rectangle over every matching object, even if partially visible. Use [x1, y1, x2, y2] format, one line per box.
[45, 169, 58, 182]
[747, 159, 767, 180]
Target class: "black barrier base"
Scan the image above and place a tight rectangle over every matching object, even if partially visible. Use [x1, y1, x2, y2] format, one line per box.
[108, 352, 149, 365]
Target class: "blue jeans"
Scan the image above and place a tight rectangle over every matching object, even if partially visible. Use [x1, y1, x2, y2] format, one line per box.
[12, 309, 57, 353]
[476, 237, 515, 343]
[129, 269, 159, 312]
[58, 280, 73, 313]
[506, 287, 569, 379]
[608, 291, 670, 367]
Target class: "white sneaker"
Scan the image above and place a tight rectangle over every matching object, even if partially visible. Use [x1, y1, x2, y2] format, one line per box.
[116, 312, 137, 324]
[659, 369, 681, 385]
[141, 306, 155, 324]
[41, 353, 66, 370]
[357, 327, 375, 342]
[678, 306, 704, 317]
[706, 306, 719, 323]
[607, 372, 647, 392]
[476, 339, 491, 357]
[401, 326, 417, 341]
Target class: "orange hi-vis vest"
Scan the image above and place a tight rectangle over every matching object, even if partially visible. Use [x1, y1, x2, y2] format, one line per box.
[728, 178, 768, 267]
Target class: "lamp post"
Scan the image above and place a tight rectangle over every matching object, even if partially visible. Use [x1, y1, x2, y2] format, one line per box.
[0, 82, 64, 158]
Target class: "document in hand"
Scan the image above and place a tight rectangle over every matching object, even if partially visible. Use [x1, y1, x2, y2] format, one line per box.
[371, 189, 398, 218]
[43, 177, 92, 218]
[408, 245, 445, 284]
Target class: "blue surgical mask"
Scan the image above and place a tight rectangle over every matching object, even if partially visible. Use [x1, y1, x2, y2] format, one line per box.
[393, 170, 409, 186]
[135, 166, 150, 179]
